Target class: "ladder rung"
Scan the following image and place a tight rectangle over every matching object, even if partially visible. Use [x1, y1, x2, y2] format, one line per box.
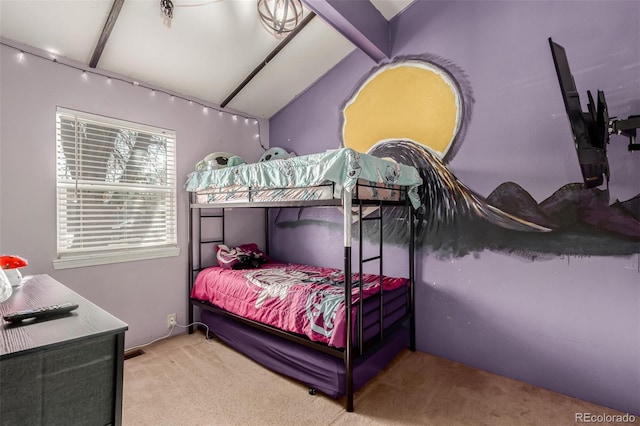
[362, 216, 382, 221]
[362, 256, 381, 263]
[201, 239, 224, 244]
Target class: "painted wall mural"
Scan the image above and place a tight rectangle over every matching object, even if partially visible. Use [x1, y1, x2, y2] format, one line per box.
[266, 2, 640, 416]
[277, 54, 640, 259]
[342, 55, 466, 161]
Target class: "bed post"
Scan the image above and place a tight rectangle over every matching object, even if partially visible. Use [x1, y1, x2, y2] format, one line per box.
[342, 189, 354, 412]
[409, 205, 416, 351]
[264, 207, 270, 256]
[188, 193, 195, 334]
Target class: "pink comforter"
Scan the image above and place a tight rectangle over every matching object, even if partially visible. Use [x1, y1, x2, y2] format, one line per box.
[191, 262, 408, 348]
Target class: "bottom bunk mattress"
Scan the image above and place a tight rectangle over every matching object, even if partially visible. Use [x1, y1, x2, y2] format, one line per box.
[200, 309, 409, 399]
[191, 262, 410, 349]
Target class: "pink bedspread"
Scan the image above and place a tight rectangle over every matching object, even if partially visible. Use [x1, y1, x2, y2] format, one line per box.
[191, 263, 408, 348]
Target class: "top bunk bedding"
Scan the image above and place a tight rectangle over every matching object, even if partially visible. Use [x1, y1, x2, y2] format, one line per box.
[185, 148, 422, 209]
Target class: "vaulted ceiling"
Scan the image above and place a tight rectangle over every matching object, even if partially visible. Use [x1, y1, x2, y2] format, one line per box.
[0, 0, 413, 118]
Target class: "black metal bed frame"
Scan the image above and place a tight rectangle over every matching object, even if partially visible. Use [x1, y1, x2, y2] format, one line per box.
[187, 182, 416, 412]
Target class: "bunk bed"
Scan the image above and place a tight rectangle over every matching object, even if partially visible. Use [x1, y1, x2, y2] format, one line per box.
[185, 148, 422, 412]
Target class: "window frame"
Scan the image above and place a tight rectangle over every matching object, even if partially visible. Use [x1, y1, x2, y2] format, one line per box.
[53, 107, 179, 270]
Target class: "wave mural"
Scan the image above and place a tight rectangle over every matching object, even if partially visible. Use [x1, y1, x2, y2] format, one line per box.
[276, 140, 640, 259]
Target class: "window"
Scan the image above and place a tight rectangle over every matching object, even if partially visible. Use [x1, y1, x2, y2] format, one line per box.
[54, 108, 178, 269]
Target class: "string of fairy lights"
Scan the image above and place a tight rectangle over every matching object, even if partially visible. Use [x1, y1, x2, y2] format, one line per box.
[1, 41, 268, 151]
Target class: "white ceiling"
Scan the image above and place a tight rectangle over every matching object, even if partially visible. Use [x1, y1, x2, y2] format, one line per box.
[0, 0, 413, 118]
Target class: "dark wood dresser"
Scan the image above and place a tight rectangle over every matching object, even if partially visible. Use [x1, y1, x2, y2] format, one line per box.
[0, 274, 128, 426]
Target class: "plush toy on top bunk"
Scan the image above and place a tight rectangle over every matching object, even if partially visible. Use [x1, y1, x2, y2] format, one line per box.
[195, 152, 246, 171]
[259, 147, 295, 162]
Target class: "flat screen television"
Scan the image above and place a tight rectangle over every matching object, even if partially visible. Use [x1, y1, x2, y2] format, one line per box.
[548, 37, 609, 188]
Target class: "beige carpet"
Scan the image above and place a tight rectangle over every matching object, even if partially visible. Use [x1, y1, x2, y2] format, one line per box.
[122, 331, 635, 425]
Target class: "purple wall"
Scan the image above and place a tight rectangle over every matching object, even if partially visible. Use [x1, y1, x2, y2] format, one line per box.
[270, 1, 640, 415]
[0, 41, 267, 348]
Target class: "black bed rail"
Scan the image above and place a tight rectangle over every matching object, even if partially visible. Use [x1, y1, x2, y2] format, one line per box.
[354, 179, 411, 204]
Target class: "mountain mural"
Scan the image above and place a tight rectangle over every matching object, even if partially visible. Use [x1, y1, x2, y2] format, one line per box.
[489, 182, 640, 240]
[482, 182, 640, 258]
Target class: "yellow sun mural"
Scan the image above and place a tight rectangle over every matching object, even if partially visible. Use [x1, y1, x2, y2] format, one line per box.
[342, 61, 461, 159]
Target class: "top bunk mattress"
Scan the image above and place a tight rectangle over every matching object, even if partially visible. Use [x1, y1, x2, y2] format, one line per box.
[185, 148, 422, 209]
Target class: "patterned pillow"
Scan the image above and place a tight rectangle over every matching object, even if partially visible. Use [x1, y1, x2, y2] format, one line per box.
[216, 244, 269, 270]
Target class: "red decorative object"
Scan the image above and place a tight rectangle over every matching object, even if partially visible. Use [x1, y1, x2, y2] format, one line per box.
[0, 255, 28, 270]
[0, 255, 28, 288]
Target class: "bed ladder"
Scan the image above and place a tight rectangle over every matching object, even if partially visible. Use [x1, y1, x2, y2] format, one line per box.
[347, 200, 415, 412]
[356, 201, 384, 356]
[188, 195, 225, 333]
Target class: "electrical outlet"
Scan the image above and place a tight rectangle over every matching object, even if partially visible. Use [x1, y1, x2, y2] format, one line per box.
[167, 313, 177, 328]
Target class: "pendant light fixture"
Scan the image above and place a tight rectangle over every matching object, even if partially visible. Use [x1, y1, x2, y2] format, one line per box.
[257, 0, 304, 37]
[160, 0, 174, 27]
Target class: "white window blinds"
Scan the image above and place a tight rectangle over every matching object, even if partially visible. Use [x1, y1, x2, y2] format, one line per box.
[55, 107, 178, 268]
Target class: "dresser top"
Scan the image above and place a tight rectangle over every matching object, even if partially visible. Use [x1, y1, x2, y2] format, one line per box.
[1, 274, 128, 358]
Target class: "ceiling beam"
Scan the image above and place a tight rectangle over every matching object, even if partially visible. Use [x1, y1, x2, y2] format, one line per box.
[221, 12, 316, 109]
[302, 0, 390, 62]
[89, 0, 125, 68]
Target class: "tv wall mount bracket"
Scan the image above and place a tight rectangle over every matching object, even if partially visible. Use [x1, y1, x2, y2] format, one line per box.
[609, 115, 640, 151]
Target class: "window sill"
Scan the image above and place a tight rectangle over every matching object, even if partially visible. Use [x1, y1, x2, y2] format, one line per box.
[53, 247, 181, 270]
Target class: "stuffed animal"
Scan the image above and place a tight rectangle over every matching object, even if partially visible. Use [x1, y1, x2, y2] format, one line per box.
[259, 147, 294, 162]
[195, 152, 246, 170]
